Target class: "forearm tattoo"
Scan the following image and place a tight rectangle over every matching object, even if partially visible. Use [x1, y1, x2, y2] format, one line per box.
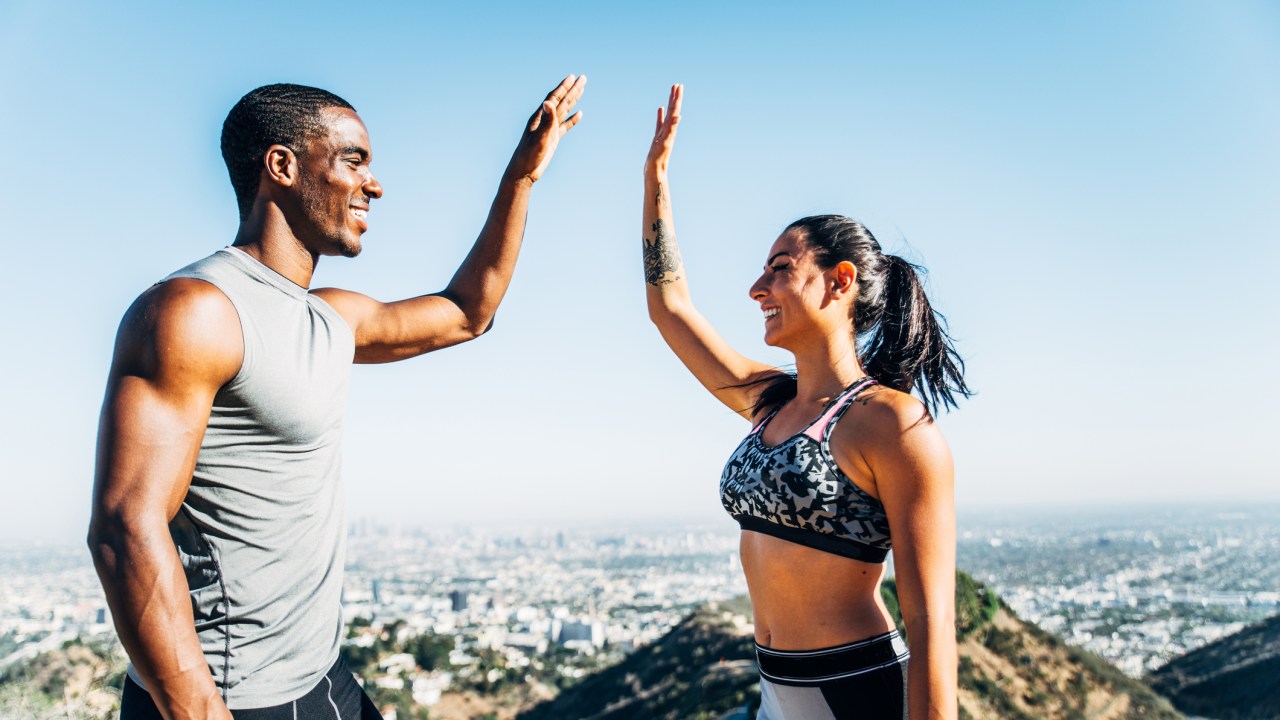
[643, 219, 682, 286]
[644, 182, 681, 286]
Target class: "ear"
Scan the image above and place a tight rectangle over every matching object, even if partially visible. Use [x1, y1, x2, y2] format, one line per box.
[832, 260, 857, 297]
[263, 144, 299, 188]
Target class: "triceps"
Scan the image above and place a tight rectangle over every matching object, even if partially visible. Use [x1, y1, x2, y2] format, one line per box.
[643, 219, 683, 286]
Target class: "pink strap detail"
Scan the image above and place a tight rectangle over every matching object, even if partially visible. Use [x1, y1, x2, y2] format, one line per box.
[803, 380, 874, 441]
[802, 395, 853, 441]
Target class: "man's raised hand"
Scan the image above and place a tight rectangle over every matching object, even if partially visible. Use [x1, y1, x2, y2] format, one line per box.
[508, 74, 587, 185]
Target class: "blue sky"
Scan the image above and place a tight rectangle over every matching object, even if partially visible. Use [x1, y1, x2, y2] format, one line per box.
[1, 1, 1277, 543]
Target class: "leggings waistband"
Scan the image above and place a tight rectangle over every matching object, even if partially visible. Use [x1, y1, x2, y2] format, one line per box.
[755, 630, 909, 686]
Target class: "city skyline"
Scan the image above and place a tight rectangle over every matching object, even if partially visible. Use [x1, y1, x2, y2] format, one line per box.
[2, 1, 1278, 544]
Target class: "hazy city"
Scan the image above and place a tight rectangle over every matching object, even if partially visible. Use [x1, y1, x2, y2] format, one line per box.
[3, 503, 1278, 716]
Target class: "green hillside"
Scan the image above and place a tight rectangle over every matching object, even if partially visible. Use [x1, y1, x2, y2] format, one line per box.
[0, 636, 124, 720]
[520, 573, 1184, 720]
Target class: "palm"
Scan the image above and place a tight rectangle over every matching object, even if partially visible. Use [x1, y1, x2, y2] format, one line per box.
[511, 75, 587, 184]
[646, 84, 683, 173]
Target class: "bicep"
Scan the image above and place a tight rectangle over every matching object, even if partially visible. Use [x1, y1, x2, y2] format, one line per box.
[312, 288, 477, 363]
[652, 302, 781, 420]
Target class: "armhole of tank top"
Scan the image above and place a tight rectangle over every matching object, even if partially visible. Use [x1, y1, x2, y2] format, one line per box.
[170, 273, 251, 393]
[307, 292, 357, 356]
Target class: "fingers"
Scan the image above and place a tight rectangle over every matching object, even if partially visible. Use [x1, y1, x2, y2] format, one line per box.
[542, 74, 587, 123]
[526, 75, 586, 137]
[561, 111, 583, 134]
[527, 100, 554, 133]
[651, 84, 683, 143]
[665, 83, 686, 131]
[544, 74, 576, 105]
[558, 75, 587, 121]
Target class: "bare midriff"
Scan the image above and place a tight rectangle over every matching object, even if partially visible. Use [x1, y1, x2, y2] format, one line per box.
[741, 530, 894, 651]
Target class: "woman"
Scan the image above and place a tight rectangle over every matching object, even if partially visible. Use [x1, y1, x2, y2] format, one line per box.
[642, 85, 967, 719]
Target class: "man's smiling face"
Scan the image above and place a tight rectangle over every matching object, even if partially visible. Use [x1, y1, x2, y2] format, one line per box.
[294, 107, 383, 258]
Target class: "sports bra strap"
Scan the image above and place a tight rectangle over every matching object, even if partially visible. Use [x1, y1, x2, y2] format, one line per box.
[805, 376, 878, 443]
[750, 377, 879, 439]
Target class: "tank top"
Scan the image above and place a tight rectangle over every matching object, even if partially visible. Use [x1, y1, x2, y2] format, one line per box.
[127, 247, 355, 708]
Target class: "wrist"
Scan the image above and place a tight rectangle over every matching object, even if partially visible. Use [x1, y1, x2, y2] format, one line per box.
[644, 165, 669, 183]
[498, 170, 536, 194]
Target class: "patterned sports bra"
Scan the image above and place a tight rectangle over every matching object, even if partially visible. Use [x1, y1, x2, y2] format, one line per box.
[720, 377, 891, 563]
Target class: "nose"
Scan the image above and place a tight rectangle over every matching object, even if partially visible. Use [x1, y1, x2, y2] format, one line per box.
[363, 172, 383, 200]
[749, 272, 768, 301]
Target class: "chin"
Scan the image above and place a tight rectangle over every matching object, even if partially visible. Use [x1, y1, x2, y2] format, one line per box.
[762, 330, 799, 352]
[329, 232, 363, 258]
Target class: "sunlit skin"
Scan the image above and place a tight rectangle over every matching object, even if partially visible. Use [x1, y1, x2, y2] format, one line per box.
[89, 76, 585, 720]
[642, 84, 957, 719]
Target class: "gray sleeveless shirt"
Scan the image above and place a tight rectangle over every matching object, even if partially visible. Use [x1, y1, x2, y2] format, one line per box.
[128, 247, 355, 708]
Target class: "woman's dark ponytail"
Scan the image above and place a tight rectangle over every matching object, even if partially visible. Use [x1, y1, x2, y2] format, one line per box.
[746, 216, 970, 418]
[862, 254, 969, 415]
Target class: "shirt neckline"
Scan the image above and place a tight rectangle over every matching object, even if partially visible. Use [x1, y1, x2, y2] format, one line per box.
[220, 246, 310, 300]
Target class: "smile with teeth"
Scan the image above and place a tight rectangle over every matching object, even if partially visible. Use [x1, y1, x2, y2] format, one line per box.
[763, 308, 779, 320]
[350, 208, 367, 219]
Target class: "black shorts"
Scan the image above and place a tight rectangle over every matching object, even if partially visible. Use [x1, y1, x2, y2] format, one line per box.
[120, 657, 382, 720]
[755, 630, 910, 719]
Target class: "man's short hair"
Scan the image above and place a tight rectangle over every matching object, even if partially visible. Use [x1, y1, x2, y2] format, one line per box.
[221, 83, 355, 220]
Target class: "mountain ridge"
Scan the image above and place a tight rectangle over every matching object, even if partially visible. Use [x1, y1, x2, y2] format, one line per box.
[1147, 611, 1280, 720]
[519, 572, 1183, 720]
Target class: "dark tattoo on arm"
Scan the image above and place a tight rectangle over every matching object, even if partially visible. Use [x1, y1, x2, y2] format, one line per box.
[643, 219, 683, 286]
[655, 182, 671, 212]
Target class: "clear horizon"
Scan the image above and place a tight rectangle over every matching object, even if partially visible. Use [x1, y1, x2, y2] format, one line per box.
[3, 499, 1277, 548]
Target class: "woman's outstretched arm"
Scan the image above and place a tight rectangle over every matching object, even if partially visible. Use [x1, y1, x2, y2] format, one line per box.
[642, 85, 779, 420]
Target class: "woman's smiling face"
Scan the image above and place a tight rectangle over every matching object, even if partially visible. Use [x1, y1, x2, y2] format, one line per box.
[749, 229, 853, 350]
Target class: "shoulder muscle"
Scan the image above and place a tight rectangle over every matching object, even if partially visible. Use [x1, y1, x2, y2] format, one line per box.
[111, 278, 242, 394]
[830, 387, 951, 499]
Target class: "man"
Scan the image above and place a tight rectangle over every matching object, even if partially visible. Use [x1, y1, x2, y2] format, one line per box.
[88, 76, 586, 719]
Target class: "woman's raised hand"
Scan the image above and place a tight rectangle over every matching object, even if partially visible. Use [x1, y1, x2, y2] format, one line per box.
[645, 84, 683, 177]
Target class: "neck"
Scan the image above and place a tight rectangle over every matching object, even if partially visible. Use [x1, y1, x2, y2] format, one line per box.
[231, 203, 319, 288]
[790, 326, 866, 403]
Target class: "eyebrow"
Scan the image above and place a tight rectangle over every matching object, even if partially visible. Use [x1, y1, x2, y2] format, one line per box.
[764, 251, 792, 269]
[340, 146, 369, 161]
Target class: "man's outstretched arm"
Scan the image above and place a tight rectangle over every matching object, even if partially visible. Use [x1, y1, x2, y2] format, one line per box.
[88, 280, 242, 720]
[314, 74, 587, 363]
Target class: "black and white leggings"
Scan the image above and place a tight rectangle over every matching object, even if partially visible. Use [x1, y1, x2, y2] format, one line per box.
[120, 657, 382, 720]
[756, 630, 909, 720]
